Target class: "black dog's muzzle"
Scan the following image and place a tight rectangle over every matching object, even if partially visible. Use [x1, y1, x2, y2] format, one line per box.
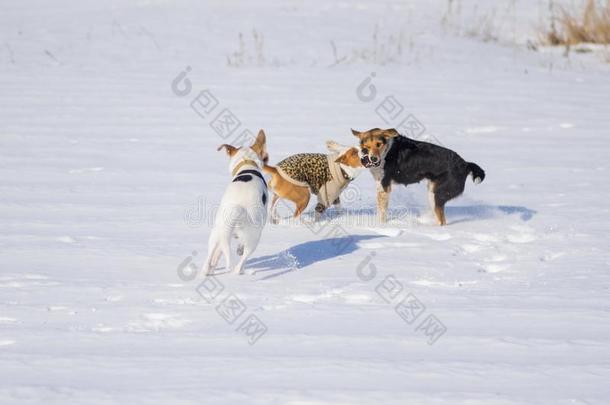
[361, 155, 380, 168]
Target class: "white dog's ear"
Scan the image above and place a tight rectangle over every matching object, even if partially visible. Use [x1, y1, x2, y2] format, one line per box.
[326, 140, 347, 153]
[217, 144, 238, 157]
[252, 129, 266, 149]
[251, 129, 268, 163]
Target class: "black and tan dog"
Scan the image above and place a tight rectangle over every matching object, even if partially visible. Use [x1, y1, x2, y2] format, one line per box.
[353, 128, 485, 225]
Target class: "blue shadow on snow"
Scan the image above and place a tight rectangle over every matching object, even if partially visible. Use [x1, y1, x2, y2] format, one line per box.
[248, 234, 383, 280]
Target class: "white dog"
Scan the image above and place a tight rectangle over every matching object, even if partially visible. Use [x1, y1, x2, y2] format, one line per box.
[203, 130, 269, 276]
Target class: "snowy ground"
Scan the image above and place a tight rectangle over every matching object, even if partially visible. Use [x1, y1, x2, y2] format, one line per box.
[1, 0, 610, 404]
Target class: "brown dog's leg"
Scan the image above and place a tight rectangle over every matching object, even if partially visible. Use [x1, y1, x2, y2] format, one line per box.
[294, 192, 311, 218]
[434, 205, 447, 226]
[265, 165, 311, 221]
[427, 181, 436, 212]
[376, 182, 391, 223]
[432, 183, 452, 226]
[429, 181, 445, 225]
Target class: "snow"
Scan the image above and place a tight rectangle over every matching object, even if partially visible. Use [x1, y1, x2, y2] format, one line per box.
[1, 0, 610, 404]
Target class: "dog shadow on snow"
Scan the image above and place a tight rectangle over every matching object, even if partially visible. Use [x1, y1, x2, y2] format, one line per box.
[244, 205, 534, 279]
[318, 204, 536, 224]
[447, 204, 536, 225]
[248, 234, 383, 280]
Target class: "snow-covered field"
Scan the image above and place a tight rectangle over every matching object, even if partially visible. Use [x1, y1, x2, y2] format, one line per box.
[1, 0, 610, 403]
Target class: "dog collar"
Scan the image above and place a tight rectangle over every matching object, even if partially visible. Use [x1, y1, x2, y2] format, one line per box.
[234, 169, 267, 188]
[340, 164, 363, 181]
[232, 159, 259, 176]
[340, 168, 352, 181]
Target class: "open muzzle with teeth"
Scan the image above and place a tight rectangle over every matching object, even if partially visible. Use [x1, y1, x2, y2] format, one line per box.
[360, 150, 381, 168]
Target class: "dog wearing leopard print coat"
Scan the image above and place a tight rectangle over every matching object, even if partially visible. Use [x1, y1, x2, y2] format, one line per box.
[263, 141, 364, 221]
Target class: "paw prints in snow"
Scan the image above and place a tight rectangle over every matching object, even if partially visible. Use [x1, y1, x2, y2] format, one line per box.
[506, 225, 538, 244]
[92, 324, 116, 333]
[482, 262, 511, 273]
[465, 126, 504, 135]
[289, 287, 375, 305]
[126, 313, 192, 333]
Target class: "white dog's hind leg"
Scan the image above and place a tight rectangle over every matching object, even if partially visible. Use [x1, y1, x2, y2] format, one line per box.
[219, 230, 233, 273]
[234, 250, 249, 275]
[234, 231, 261, 275]
[210, 245, 222, 268]
[203, 229, 221, 276]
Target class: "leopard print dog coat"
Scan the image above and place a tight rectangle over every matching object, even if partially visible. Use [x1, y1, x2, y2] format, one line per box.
[276, 153, 352, 210]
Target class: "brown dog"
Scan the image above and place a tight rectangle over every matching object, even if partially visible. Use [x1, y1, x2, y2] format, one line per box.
[263, 142, 364, 221]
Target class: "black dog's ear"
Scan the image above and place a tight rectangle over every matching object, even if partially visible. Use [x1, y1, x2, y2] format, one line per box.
[383, 128, 399, 138]
[351, 129, 362, 137]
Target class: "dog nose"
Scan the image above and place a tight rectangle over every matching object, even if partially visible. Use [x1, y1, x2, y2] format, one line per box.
[370, 156, 378, 163]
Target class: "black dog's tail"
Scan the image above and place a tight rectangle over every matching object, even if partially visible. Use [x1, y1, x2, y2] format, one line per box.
[467, 162, 485, 184]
